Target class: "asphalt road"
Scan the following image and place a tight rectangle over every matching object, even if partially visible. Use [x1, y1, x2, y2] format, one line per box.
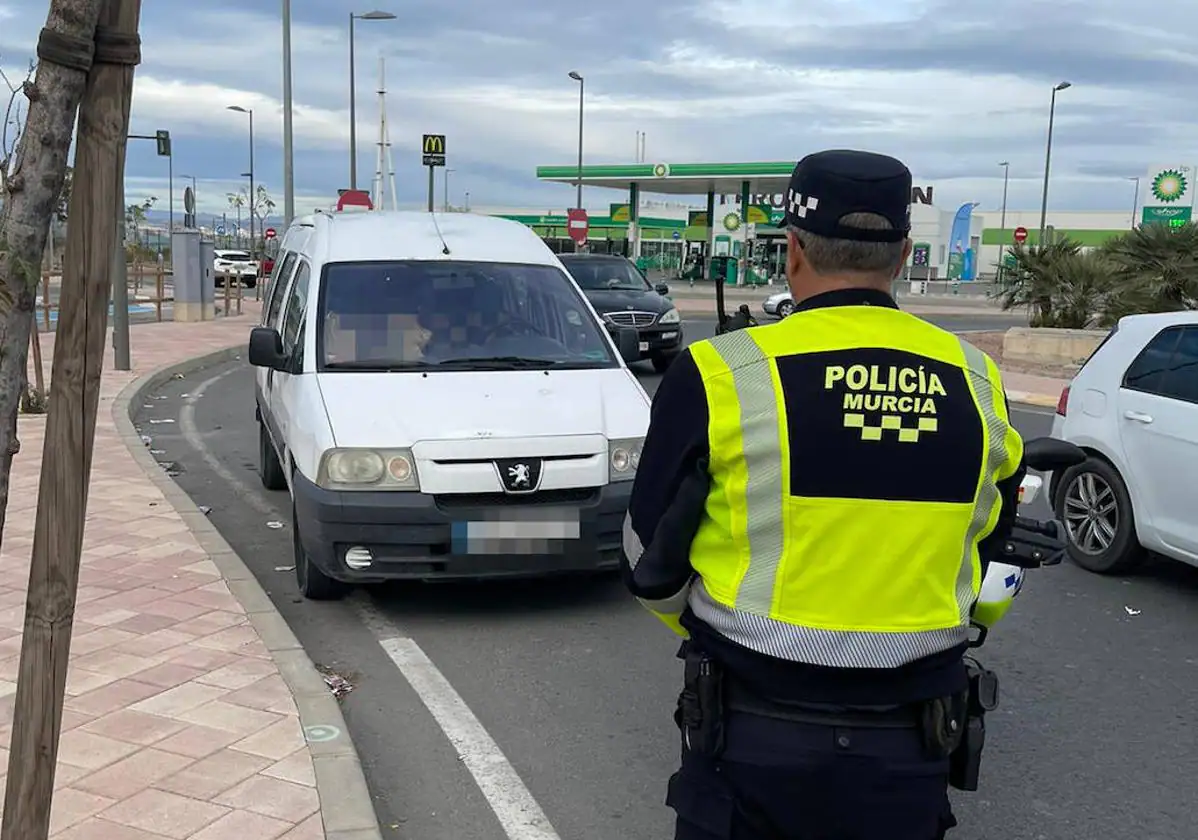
[132, 315, 1197, 840]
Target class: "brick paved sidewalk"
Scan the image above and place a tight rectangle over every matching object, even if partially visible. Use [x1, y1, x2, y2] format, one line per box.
[0, 305, 365, 839]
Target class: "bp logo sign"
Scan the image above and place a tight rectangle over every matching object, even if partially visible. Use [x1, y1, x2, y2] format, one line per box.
[1151, 168, 1188, 203]
[722, 212, 741, 231]
[652, 163, 670, 178]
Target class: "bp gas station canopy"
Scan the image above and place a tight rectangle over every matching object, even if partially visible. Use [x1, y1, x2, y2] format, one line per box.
[535, 161, 795, 198]
[533, 162, 796, 247]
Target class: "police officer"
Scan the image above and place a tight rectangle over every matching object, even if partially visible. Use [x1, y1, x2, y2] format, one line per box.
[621, 149, 1026, 840]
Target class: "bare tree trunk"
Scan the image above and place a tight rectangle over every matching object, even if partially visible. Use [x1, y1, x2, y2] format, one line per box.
[0, 0, 104, 549]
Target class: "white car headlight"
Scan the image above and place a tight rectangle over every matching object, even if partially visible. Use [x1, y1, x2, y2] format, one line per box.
[658, 308, 680, 325]
[318, 448, 419, 491]
[608, 437, 644, 482]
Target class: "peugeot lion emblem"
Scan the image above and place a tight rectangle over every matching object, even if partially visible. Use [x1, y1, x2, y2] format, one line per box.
[495, 458, 543, 494]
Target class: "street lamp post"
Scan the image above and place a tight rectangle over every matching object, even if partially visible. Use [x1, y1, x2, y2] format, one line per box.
[1128, 176, 1140, 229]
[349, 10, 396, 191]
[1037, 81, 1072, 243]
[443, 168, 454, 211]
[568, 70, 584, 252]
[998, 161, 1010, 283]
[228, 106, 255, 252]
[282, 0, 295, 225]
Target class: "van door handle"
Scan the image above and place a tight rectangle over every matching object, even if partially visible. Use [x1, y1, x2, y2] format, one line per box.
[1123, 410, 1153, 424]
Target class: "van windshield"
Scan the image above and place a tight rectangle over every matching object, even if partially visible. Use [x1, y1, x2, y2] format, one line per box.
[316, 260, 619, 371]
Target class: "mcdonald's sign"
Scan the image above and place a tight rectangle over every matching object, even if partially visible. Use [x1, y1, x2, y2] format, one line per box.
[422, 134, 446, 167]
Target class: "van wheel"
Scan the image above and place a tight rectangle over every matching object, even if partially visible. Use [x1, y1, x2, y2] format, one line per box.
[259, 424, 287, 491]
[293, 504, 349, 601]
[1052, 457, 1146, 575]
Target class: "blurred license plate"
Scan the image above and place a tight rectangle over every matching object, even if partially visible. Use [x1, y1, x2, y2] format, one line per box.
[661, 331, 677, 339]
[452, 509, 581, 554]
[638, 341, 649, 352]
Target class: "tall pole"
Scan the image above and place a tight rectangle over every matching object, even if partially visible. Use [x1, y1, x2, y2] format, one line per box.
[248, 109, 255, 252]
[349, 13, 358, 190]
[1129, 176, 1140, 229]
[997, 161, 1009, 284]
[444, 168, 453, 211]
[999, 162, 1009, 231]
[575, 78, 584, 210]
[568, 70, 584, 252]
[282, 0, 295, 224]
[348, 11, 395, 193]
[1038, 81, 1071, 243]
[167, 150, 174, 238]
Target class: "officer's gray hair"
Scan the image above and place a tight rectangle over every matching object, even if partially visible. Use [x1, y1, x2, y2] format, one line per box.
[790, 213, 907, 278]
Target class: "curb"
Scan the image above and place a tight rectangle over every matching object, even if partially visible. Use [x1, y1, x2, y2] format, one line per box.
[1007, 390, 1060, 408]
[112, 346, 383, 840]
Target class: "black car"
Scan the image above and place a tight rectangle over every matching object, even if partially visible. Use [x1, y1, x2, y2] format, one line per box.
[558, 253, 683, 373]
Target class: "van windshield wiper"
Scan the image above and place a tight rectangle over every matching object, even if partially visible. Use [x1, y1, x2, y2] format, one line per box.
[323, 359, 436, 370]
[435, 356, 563, 369]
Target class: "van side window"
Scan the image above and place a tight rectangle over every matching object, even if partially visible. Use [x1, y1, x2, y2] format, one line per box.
[265, 252, 299, 328]
[280, 259, 311, 354]
[261, 249, 290, 312]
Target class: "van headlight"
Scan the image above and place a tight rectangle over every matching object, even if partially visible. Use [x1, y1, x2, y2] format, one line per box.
[658, 308, 680, 325]
[608, 437, 644, 482]
[318, 448, 419, 490]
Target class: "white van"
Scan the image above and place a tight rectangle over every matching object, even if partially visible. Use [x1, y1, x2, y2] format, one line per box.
[249, 211, 651, 600]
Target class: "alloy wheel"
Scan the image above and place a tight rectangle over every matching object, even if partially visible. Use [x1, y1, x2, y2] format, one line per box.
[1063, 472, 1119, 554]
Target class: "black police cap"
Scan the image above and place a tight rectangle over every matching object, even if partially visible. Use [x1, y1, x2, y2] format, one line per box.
[779, 149, 912, 243]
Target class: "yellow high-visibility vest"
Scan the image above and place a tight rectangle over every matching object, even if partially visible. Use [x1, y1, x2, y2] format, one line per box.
[679, 305, 1022, 669]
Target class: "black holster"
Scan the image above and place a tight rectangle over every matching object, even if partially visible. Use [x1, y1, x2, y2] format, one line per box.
[674, 642, 727, 758]
[947, 658, 1000, 792]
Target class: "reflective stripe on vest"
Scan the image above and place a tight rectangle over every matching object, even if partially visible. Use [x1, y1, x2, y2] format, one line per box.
[686, 327, 1014, 669]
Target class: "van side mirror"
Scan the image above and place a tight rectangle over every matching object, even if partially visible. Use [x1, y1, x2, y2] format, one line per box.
[655, 282, 670, 295]
[248, 326, 288, 371]
[609, 324, 641, 364]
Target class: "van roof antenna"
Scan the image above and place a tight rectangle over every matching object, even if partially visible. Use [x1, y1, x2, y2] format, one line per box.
[429, 211, 451, 255]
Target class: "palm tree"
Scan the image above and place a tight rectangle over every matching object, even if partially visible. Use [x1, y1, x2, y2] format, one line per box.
[1101, 223, 1198, 313]
[996, 239, 1111, 327]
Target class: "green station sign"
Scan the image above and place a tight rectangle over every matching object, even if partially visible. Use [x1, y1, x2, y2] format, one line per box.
[1141, 206, 1192, 227]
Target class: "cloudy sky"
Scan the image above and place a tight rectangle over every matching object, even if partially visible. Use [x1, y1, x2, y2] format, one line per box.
[2, 0, 1196, 220]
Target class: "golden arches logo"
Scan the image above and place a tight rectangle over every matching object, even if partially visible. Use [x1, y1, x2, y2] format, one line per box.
[423, 135, 445, 154]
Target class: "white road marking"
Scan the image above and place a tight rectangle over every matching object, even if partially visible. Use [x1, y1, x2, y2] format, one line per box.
[353, 598, 561, 840]
[179, 366, 281, 517]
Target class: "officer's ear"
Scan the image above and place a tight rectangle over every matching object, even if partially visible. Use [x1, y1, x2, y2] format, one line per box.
[785, 228, 807, 278]
[893, 238, 914, 279]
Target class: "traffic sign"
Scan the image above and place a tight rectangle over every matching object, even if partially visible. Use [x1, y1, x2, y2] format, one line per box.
[264, 228, 277, 239]
[422, 134, 446, 167]
[336, 189, 374, 212]
[155, 129, 171, 157]
[215, 225, 226, 235]
[671, 230, 681, 240]
[1013, 226, 1028, 243]
[567, 208, 589, 245]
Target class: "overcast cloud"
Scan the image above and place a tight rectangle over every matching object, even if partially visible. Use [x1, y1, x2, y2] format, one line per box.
[2, 0, 1195, 217]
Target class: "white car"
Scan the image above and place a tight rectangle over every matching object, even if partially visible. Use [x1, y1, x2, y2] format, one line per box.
[762, 290, 795, 319]
[213, 249, 260, 288]
[249, 210, 651, 600]
[1048, 311, 1198, 574]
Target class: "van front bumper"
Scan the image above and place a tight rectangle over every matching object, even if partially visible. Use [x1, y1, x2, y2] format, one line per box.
[291, 471, 631, 582]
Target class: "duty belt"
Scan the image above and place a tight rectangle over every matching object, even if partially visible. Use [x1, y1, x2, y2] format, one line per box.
[723, 678, 924, 729]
